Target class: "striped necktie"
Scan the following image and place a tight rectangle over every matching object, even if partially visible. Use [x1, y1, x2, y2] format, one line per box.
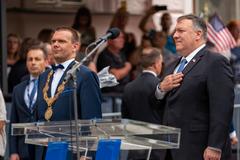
[29, 79, 38, 111]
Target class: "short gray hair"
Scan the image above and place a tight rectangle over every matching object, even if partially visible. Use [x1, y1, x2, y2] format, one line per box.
[177, 14, 207, 40]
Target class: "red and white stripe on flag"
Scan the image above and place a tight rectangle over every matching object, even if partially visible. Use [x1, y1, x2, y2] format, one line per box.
[207, 22, 236, 52]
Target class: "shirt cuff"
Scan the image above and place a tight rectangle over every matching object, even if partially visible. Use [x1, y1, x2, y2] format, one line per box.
[155, 84, 166, 100]
[229, 130, 237, 139]
[207, 146, 222, 153]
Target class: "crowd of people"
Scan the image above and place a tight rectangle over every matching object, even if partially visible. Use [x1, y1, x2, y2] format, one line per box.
[0, 4, 240, 160]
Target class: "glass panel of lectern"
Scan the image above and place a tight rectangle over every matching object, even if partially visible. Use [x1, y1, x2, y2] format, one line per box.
[11, 119, 180, 157]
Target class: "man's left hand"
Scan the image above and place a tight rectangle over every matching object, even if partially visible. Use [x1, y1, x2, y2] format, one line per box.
[203, 147, 221, 160]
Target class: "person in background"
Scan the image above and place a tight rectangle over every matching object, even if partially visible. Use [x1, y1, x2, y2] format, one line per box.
[44, 43, 55, 67]
[139, 6, 159, 33]
[72, 6, 98, 73]
[227, 20, 240, 83]
[10, 44, 48, 160]
[7, 33, 21, 74]
[227, 20, 240, 145]
[149, 30, 178, 69]
[110, 6, 136, 61]
[139, 7, 176, 54]
[37, 28, 55, 67]
[8, 38, 42, 93]
[128, 34, 152, 79]
[97, 31, 132, 93]
[76, 31, 97, 73]
[155, 14, 234, 160]
[0, 89, 6, 160]
[122, 47, 162, 123]
[160, 12, 177, 54]
[72, 6, 96, 41]
[122, 47, 163, 160]
[37, 28, 54, 43]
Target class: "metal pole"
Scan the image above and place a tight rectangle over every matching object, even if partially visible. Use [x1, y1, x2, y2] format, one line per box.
[65, 39, 107, 160]
[0, 1, 7, 93]
[72, 73, 80, 160]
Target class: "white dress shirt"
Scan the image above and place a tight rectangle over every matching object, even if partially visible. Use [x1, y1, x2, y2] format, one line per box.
[173, 44, 206, 73]
[24, 75, 38, 108]
[51, 58, 75, 97]
[155, 44, 206, 99]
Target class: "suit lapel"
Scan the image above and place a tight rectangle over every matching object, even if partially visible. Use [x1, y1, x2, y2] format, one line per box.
[182, 47, 206, 76]
[20, 80, 32, 114]
[169, 47, 207, 95]
[55, 61, 76, 93]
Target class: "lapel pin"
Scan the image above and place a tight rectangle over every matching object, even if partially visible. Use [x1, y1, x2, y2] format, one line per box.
[192, 59, 196, 63]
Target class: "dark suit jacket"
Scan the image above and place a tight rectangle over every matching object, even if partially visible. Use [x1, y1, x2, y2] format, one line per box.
[36, 62, 102, 121]
[122, 72, 163, 160]
[10, 78, 37, 159]
[158, 47, 234, 160]
[122, 72, 162, 124]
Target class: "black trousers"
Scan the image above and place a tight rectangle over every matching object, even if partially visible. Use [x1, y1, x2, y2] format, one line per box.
[165, 150, 173, 160]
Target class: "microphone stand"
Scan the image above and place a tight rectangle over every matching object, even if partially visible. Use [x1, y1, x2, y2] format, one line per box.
[64, 39, 106, 160]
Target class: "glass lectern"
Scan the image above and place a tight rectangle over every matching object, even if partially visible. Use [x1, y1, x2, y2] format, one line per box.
[11, 119, 180, 160]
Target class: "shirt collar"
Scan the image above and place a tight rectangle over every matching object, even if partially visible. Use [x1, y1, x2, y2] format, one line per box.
[30, 75, 38, 81]
[183, 44, 206, 63]
[56, 58, 75, 71]
[142, 70, 157, 77]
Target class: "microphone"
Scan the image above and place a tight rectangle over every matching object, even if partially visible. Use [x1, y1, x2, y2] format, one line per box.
[64, 28, 120, 82]
[94, 27, 120, 45]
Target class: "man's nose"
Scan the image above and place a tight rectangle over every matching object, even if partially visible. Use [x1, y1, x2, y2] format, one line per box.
[173, 32, 178, 39]
[31, 59, 37, 64]
[52, 42, 59, 48]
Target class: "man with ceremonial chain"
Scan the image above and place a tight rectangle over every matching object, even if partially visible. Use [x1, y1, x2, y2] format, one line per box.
[36, 26, 102, 122]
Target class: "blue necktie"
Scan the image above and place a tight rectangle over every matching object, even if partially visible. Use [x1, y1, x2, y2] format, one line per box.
[29, 79, 38, 110]
[52, 64, 64, 71]
[176, 58, 187, 73]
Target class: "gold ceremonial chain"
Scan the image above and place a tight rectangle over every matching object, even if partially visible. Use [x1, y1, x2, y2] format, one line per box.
[43, 70, 66, 121]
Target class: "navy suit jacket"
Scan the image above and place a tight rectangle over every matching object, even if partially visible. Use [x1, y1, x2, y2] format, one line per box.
[158, 47, 234, 160]
[10, 78, 37, 159]
[36, 62, 102, 121]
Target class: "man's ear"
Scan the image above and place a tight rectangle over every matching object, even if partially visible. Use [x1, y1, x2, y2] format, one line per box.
[73, 42, 80, 52]
[195, 30, 203, 41]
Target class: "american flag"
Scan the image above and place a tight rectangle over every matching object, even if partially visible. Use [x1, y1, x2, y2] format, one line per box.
[207, 14, 236, 52]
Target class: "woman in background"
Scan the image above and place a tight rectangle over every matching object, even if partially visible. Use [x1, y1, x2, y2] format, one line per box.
[7, 33, 21, 74]
[72, 6, 96, 41]
[110, 6, 136, 61]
